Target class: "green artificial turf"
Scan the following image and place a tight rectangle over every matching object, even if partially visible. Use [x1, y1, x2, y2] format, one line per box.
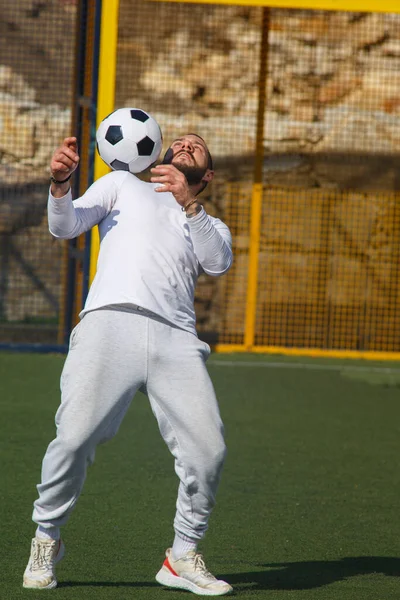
[1, 351, 400, 599]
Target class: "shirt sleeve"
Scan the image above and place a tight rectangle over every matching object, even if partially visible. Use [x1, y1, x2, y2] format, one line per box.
[186, 207, 233, 276]
[47, 171, 126, 239]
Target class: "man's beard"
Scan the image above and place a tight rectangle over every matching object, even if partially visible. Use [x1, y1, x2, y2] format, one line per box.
[173, 162, 207, 186]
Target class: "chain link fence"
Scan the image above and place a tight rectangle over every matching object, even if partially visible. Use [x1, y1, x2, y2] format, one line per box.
[0, 0, 76, 345]
[113, 2, 400, 353]
[2, 1, 400, 356]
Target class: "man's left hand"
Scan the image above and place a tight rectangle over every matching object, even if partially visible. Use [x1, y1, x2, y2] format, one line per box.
[150, 164, 195, 208]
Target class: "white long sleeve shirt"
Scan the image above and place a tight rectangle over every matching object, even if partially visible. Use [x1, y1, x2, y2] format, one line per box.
[48, 170, 233, 335]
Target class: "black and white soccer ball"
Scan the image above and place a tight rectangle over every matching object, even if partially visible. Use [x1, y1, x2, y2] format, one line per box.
[96, 108, 163, 174]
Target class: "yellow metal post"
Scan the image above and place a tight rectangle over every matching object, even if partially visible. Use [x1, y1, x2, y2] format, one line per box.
[244, 8, 269, 351]
[89, 0, 120, 285]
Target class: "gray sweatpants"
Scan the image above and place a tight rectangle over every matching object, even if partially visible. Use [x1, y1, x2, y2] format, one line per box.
[33, 307, 226, 541]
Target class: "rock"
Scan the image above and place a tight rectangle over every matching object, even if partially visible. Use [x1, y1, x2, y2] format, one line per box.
[0, 72, 70, 168]
[316, 111, 400, 153]
[318, 74, 362, 105]
[0, 65, 36, 102]
[349, 13, 389, 50]
[0, 96, 36, 159]
[381, 40, 400, 57]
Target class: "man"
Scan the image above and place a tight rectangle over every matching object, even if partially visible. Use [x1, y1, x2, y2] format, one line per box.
[23, 132, 233, 596]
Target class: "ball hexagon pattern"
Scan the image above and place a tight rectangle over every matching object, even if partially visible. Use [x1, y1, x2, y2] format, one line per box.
[96, 108, 163, 174]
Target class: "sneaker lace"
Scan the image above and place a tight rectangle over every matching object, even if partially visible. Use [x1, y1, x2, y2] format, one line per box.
[192, 553, 216, 580]
[31, 541, 57, 571]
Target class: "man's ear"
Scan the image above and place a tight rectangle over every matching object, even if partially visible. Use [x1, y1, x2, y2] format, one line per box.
[202, 169, 214, 183]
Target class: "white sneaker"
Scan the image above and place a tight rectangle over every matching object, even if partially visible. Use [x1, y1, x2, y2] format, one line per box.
[23, 537, 65, 589]
[156, 548, 233, 596]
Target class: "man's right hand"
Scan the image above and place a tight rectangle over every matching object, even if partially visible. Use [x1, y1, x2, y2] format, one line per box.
[50, 137, 80, 197]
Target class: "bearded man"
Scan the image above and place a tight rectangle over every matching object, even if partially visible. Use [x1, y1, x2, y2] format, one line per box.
[23, 133, 233, 597]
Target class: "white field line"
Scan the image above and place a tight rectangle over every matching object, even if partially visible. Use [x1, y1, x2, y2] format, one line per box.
[208, 360, 400, 374]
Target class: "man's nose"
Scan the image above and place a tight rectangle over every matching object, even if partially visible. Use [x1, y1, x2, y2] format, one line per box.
[181, 140, 193, 152]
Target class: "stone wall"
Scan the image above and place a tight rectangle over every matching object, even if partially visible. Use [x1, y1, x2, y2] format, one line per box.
[118, 7, 400, 190]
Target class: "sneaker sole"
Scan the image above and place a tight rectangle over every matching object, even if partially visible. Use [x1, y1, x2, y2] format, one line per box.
[23, 579, 58, 590]
[23, 541, 65, 590]
[155, 566, 233, 596]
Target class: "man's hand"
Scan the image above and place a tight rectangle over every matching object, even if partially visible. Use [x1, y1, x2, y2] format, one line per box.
[50, 137, 79, 197]
[150, 164, 196, 208]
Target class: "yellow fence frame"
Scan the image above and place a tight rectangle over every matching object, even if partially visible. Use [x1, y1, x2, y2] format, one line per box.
[215, 345, 400, 362]
[152, 0, 400, 13]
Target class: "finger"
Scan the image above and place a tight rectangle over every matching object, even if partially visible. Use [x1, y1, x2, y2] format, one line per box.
[54, 148, 79, 166]
[60, 145, 79, 163]
[51, 161, 76, 176]
[58, 150, 78, 164]
[63, 137, 78, 148]
[51, 165, 69, 174]
[150, 175, 171, 183]
[52, 154, 76, 170]
[151, 164, 178, 175]
[62, 138, 79, 160]
[154, 184, 172, 193]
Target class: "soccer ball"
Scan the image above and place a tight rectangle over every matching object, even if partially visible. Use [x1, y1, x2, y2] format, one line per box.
[96, 108, 163, 174]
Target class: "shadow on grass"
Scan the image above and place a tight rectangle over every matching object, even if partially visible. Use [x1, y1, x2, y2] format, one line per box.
[58, 581, 158, 588]
[222, 556, 400, 592]
[57, 557, 400, 592]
